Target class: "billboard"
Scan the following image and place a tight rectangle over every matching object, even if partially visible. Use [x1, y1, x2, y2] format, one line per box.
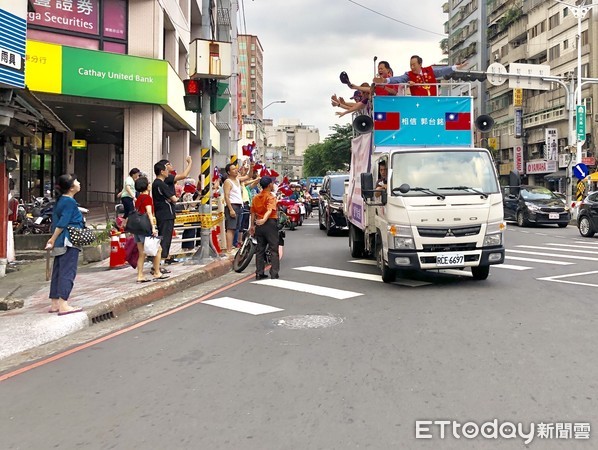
[545, 128, 558, 161]
[0, 6, 27, 88]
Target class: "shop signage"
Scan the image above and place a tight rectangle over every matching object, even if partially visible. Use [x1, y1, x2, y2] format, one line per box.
[582, 156, 596, 166]
[526, 159, 557, 174]
[28, 0, 100, 36]
[545, 128, 558, 161]
[514, 108, 523, 138]
[26, 40, 167, 104]
[513, 88, 523, 107]
[514, 145, 524, 173]
[0, 6, 27, 88]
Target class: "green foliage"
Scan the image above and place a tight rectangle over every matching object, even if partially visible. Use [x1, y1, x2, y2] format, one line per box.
[90, 221, 116, 245]
[303, 124, 352, 176]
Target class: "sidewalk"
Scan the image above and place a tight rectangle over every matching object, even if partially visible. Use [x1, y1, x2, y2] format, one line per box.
[1, 204, 233, 362]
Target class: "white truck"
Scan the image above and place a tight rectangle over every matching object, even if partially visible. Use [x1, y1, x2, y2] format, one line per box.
[344, 93, 505, 282]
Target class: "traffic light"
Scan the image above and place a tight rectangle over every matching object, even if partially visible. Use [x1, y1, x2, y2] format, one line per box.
[183, 79, 202, 112]
[209, 80, 229, 114]
[444, 71, 487, 82]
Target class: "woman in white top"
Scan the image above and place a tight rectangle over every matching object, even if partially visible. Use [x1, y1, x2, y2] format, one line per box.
[223, 163, 244, 253]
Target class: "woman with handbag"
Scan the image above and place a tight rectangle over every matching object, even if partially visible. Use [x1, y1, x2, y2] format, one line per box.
[134, 176, 169, 282]
[45, 174, 85, 316]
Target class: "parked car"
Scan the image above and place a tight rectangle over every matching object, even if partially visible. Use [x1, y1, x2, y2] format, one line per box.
[318, 173, 350, 235]
[576, 191, 598, 237]
[503, 185, 570, 228]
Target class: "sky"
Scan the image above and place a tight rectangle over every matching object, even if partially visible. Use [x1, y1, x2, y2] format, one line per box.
[241, 0, 448, 140]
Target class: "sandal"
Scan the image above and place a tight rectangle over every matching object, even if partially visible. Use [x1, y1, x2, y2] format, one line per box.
[152, 274, 170, 281]
[137, 278, 152, 283]
[150, 268, 171, 276]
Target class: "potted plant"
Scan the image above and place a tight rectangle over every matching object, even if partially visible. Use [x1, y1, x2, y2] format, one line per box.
[81, 222, 115, 263]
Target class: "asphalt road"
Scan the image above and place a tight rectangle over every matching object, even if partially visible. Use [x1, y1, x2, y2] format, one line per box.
[1, 218, 597, 449]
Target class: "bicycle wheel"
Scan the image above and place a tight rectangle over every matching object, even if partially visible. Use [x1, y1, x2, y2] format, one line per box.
[233, 237, 256, 273]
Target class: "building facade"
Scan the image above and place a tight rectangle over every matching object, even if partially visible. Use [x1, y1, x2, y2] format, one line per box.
[9, 0, 236, 205]
[484, 0, 598, 191]
[237, 34, 263, 120]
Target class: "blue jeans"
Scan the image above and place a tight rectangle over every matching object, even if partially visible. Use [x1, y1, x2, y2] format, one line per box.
[49, 246, 80, 300]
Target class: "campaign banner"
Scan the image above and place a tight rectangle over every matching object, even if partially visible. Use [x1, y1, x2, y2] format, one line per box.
[545, 128, 558, 161]
[373, 96, 473, 147]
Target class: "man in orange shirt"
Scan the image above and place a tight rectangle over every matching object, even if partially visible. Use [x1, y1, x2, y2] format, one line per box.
[250, 176, 280, 280]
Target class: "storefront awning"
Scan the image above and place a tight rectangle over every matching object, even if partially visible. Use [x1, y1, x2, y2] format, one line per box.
[544, 170, 567, 181]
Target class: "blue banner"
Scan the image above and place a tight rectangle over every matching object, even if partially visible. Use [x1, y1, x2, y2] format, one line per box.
[373, 96, 473, 147]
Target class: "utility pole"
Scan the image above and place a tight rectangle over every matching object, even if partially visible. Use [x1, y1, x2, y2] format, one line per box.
[192, 0, 215, 264]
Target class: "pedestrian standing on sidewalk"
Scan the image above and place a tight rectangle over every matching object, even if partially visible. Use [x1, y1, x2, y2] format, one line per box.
[118, 168, 141, 221]
[45, 174, 84, 316]
[133, 176, 169, 283]
[223, 163, 244, 254]
[156, 157, 193, 264]
[249, 176, 280, 280]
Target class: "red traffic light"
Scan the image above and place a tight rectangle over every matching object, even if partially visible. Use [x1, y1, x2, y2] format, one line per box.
[183, 79, 201, 95]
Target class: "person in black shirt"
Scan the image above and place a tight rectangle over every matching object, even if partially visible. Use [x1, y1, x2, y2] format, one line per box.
[152, 157, 192, 266]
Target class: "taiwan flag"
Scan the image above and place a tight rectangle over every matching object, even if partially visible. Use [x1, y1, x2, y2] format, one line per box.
[445, 112, 471, 130]
[374, 111, 400, 130]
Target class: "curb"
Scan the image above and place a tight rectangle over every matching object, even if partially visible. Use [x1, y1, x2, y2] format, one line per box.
[84, 258, 233, 323]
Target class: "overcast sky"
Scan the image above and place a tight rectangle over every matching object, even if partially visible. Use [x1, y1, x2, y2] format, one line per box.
[241, 0, 448, 140]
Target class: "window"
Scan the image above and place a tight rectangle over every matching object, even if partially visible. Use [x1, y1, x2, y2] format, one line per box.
[246, 131, 254, 139]
[549, 44, 560, 60]
[563, 7, 568, 17]
[549, 13, 560, 29]
[563, 39, 568, 50]
[582, 29, 589, 46]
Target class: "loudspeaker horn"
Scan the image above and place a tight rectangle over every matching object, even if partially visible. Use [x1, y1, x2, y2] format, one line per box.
[475, 115, 494, 132]
[352, 115, 373, 134]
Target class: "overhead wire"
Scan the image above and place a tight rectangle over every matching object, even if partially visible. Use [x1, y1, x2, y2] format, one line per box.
[345, 0, 446, 37]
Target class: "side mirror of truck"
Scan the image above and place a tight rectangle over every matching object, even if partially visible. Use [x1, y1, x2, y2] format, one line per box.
[360, 173, 374, 200]
[319, 189, 328, 196]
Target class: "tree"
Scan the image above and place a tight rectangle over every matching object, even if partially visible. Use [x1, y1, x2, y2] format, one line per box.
[303, 124, 352, 176]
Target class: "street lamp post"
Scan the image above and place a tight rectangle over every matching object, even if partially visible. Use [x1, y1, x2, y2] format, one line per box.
[253, 100, 285, 161]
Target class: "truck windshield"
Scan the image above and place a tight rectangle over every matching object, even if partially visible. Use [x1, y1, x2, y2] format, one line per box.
[390, 150, 499, 196]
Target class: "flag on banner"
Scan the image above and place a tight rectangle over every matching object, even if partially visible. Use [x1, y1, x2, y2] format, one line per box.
[242, 145, 251, 157]
[445, 112, 471, 131]
[374, 111, 400, 130]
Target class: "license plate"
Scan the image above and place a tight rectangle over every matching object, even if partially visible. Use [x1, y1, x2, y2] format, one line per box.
[549, 213, 559, 219]
[436, 253, 464, 266]
[34, 216, 43, 224]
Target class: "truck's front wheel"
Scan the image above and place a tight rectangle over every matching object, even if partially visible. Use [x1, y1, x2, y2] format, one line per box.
[377, 240, 395, 283]
[471, 265, 490, 280]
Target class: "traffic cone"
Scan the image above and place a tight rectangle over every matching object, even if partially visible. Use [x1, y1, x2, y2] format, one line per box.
[109, 230, 126, 268]
[211, 226, 222, 254]
[119, 232, 127, 262]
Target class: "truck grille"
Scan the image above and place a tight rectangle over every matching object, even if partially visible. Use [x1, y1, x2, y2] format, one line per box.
[421, 242, 477, 252]
[417, 225, 481, 238]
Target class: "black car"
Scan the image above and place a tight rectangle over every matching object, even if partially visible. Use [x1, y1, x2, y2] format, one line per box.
[503, 185, 570, 228]
[318, 174, 349, 235]
[576, 191, 598, 237]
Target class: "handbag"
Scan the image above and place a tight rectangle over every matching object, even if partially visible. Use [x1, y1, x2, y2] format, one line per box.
[67, 226, 96, 247]
[125, 210, 152, 235]
[143, 236, 161, 257]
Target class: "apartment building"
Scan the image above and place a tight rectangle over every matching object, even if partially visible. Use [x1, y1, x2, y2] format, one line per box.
[9, 0, 235, 204]
[443, 0, 488, 121]
[238, 34, 263, 120]
[486, 0, 598, 190]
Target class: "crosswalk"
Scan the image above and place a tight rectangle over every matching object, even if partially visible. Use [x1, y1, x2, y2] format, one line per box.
[200, 239, 598, 315]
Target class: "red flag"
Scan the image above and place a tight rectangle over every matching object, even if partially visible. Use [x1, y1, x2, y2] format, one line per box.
[282, 176, 289, 185]
[242, 145, 251, 157]
[374, 112, 400, 131]
[445, 112, 471, 131]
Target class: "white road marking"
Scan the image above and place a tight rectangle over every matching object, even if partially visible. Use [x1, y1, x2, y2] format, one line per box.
[547, 242, 598, 249]
[203, 297, 283, 315]
[349, 259, 377, 265]
[517, 245, 598, 255]
[538, 270, 598, 288]
[253, 279, 362, 299]
[508, 249, 598, 261]
[295, 266, 382, 282]
[505, 255, 575, 265]
[493, 264, 532, 271]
